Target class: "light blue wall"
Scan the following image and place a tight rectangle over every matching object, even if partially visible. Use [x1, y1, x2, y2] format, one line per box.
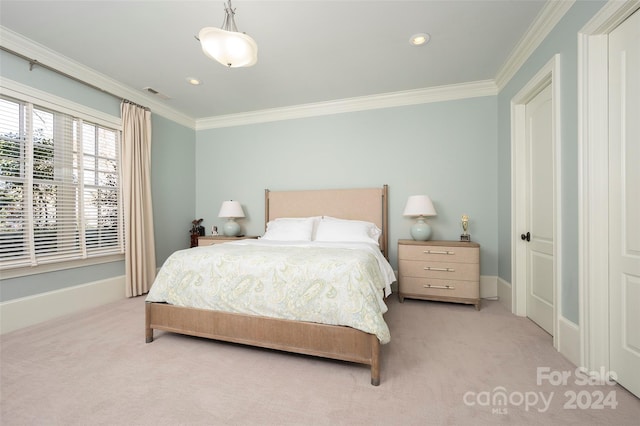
[196, 97, 498, 273]
[151, 116, 196, 264]
[496, 0, 606, 324]
[0, 50, 121, 121]
[0, 50, 195, 302]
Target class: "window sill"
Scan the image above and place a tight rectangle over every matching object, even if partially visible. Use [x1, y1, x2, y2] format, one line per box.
[0, 254, 125, 279]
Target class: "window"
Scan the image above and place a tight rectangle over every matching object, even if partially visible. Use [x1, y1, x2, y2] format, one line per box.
[0, 95, 124, 272]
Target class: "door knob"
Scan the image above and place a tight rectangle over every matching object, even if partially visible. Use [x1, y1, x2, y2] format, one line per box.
[520, 232, 530, 242]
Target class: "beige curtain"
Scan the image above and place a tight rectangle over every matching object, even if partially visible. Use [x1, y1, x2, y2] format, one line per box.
[121, 101, 156, 297]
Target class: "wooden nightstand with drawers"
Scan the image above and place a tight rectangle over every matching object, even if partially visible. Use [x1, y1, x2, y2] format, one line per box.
[398, 240, 481, 310]
[197, 235, 258, 246]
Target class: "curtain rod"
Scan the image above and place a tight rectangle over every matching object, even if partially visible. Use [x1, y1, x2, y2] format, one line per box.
[0, 45, 149, 110]
[122, 99, 150, 111]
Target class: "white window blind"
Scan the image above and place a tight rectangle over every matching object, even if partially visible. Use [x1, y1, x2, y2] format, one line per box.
[0, 95, 124, 270]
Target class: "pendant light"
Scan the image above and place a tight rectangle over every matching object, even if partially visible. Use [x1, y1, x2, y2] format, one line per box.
[198, 1, 258, 68]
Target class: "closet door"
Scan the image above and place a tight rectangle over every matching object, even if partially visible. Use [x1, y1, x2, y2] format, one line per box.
[609, 8, 640, 398]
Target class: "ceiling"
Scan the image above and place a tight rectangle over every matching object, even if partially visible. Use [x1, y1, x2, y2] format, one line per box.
[0, 1, 547, 121]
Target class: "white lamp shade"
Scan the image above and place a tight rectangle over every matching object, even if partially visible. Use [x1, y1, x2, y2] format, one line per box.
[199, 27, 258, 68]
[403, 195, 437, 217]
[218, 200, 245, 218]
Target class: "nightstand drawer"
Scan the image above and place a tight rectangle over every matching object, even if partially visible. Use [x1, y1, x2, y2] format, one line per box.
[198, 236, 258, 246]
[400, 277, 479, 299]
[399, 244, 479, 263]
[399, 260, 479, 281]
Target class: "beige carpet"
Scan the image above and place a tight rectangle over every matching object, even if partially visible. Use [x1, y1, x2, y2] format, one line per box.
[1, 295, 638, 425]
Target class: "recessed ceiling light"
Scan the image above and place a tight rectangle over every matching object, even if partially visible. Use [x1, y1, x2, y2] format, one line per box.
[186, 77, 202, 85]
[410, 33, 430, 46]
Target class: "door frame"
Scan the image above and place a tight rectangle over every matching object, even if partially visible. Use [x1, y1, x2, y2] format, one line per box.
[578, 0, 640, 373]
[511, 54, 561, 348]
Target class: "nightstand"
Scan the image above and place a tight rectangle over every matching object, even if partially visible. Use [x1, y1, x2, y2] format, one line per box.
[398, 240, 480, 310]
[197, 235, 258, 246]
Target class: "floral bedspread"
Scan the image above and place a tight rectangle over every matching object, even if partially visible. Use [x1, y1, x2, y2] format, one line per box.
[146, 241, 392, 343]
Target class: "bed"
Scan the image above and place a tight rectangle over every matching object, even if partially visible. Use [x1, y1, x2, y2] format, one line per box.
[145, 185, 391, 385]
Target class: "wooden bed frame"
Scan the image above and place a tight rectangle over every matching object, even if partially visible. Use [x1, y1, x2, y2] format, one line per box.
[145, 185, 389, 385]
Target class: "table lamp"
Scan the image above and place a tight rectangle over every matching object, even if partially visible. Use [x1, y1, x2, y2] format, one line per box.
[403, 195, 437, 241]
[218, 200, 245, 236]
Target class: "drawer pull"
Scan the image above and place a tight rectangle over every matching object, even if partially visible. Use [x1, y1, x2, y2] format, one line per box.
[423, 266, 455, 272]
[423, 250, 454, 255]
[424, 284, 455, 290]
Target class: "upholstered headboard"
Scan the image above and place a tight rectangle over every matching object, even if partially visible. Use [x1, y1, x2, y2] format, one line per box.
[264, 185, 389, 258]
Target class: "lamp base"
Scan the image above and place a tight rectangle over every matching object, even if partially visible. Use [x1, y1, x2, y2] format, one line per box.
[222, 219, 241, 237]
[410, 218, 432, 241]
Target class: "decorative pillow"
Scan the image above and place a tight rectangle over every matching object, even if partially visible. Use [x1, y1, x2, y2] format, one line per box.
[314, 217, 382, 245]
[261, 217, 318, 241]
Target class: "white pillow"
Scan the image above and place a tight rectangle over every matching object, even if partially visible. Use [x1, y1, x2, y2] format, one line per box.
[315, 217, 382, 245]
[322, 217, 382, 240]
[261, 217, 318, 241]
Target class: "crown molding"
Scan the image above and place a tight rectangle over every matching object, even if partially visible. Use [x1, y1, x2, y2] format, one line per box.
[495, 0, 575, 91]
[196, 80, 498, 130]
[0, 26, 195, 129]
[580, 0, 640, 33]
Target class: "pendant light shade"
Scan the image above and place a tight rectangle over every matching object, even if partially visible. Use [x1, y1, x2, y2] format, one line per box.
[199, 1, 258, 68]
[199, 27, 257, 68]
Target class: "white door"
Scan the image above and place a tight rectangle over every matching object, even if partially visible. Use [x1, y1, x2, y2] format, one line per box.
[609, 8, 640, 397]
[524, 84, 555, 335]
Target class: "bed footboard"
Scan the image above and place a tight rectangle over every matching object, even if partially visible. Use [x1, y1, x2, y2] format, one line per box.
[145, 302, 381, 385]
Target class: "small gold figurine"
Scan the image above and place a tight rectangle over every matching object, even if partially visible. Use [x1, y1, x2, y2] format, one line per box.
[461, 214, 470, 241]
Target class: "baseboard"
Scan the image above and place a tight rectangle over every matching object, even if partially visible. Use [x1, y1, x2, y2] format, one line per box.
[480, 275, 498, 299]
[0, 275, 126, 334]
[497, 276, 512, 312]
[558, 315, 581, 366]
